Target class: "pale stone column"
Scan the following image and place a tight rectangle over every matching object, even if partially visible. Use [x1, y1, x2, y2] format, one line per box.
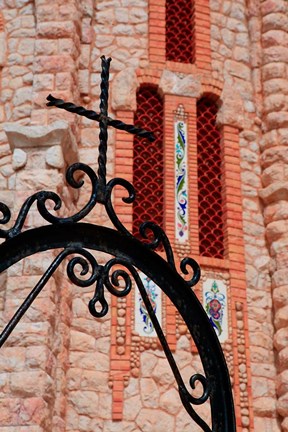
[0, 122, 78, 432]
[259, 1, 288, 431]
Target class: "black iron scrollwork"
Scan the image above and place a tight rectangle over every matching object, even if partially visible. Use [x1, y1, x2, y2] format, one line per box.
[0, 163, 98, 239]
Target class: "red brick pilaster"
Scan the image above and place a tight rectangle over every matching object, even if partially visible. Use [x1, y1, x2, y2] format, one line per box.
[195, 0, 212, 71]
[110, 111, 135, 420]
[222, 125, 254, 432]
[148, 0, 166, 66]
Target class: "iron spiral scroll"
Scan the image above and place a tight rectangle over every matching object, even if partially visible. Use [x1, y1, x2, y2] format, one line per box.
[0, 56, 236, 431]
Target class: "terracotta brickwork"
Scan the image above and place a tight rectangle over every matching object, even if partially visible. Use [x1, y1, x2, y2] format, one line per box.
[0, 0, 287, 431]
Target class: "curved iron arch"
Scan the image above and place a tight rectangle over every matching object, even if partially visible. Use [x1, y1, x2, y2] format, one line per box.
[0, 223, 235, 432]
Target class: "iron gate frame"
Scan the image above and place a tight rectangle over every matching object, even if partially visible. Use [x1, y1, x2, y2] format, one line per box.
[0, 56, 236, 432]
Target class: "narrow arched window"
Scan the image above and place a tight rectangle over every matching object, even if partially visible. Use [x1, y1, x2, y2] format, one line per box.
[197, 97, 224, 258]
[165, 0, 195, 63]
[133, 85, 164, 237]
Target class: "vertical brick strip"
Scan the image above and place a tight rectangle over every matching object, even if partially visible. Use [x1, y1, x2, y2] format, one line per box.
[149, 0, 166, 66]
[195, 0, 211, 71]
[114, 111, 134, 232]
[110, 111, 134, 419]
[222, 125, 254, 432]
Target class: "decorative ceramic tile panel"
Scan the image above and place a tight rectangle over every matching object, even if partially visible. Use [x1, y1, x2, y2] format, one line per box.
[134, 272, 162, 337]
[203, 278, 228, 343]
[175, 106, 188, 242]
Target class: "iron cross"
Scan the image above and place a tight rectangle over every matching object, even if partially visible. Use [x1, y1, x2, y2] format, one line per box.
[47, 56, 155, 195]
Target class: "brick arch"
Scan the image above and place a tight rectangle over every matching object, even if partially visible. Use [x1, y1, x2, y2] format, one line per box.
[200, 78, 223, 101]
[136, 68, 162, 88]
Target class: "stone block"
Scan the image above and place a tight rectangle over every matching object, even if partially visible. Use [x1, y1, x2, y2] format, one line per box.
[262, 145, 288, 167]
[233, 46, 250, 64]
[5, 321, 51, 347]
[276, 370, 288, 397]
[123, 394, 141, 421]
[262, 62, 286, 80]
[275, 305, 288, 330]
[35, 39, 58, 56]
[113, 24, 134, 37]
[0, 31, 7, 67]
[80, 0, 94, 17]
[274, 327, 288, 351]
[264, 79, 288, 96]
[68, 390, 99, 416]
[136, 408, 174, 432]
[69, 351, 109, 371]
[79, 70, 89, 95]
[262, 29, 288, 48]
[254, 396, 277, 417]
[277, 394, 288, 417]
[266, 220, 288, 242]
[111, 67, 137, 110]
[263, 94, 286, 115]
[25, 345, 49, 370]
[151, 358, 174, 389]
[80, 45, 91, 69]
[15, 169, 62, 190]
[279, 346, 288, 370]
[260, 181, 288, 205]
[159, 387, 179, 414]
[10, 370, 53, 397]
[81, 128, 99, 148]
[263, 13, 288, 33]
[37, 21, 76, 39]
[18, 38, 35, 56]
[262, 162, 285, 187]
[35, 55, 74, 74]
[45, 145, 64, 169]
[70, 330, 95, 352]
[160, 70, 201, 98]
[81, 17, 94, 44]
[11, 104, 32, 121]
[221, 28, 234, 48]
[130, 7, 147, 24]
[0, 347, 25, 372]
[140, 378, 159, 408]
[282, 417, 288, 432]
[266, 111, 288, 130]
[12, 148, 27, 170]
[33, 73, 54, 92]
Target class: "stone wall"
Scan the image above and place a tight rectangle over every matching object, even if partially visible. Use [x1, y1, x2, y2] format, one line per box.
[0, 0, 287, 431]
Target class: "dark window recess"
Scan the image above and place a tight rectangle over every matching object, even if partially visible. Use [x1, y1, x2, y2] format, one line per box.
[133, 85, 164, 239]
[197, 97, 224, 258]
[165, 0, 195, 63]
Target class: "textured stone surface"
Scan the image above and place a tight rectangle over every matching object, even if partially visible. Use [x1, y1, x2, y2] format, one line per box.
[0, 0, 287, 431]
[12, 148, 27, 170]
[159, 70, 201, 97]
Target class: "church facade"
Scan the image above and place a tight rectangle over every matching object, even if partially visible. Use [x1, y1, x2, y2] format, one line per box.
[0, 0, 287, 431]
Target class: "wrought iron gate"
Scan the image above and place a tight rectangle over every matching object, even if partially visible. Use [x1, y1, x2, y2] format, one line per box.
[0, 57, 236, 431]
